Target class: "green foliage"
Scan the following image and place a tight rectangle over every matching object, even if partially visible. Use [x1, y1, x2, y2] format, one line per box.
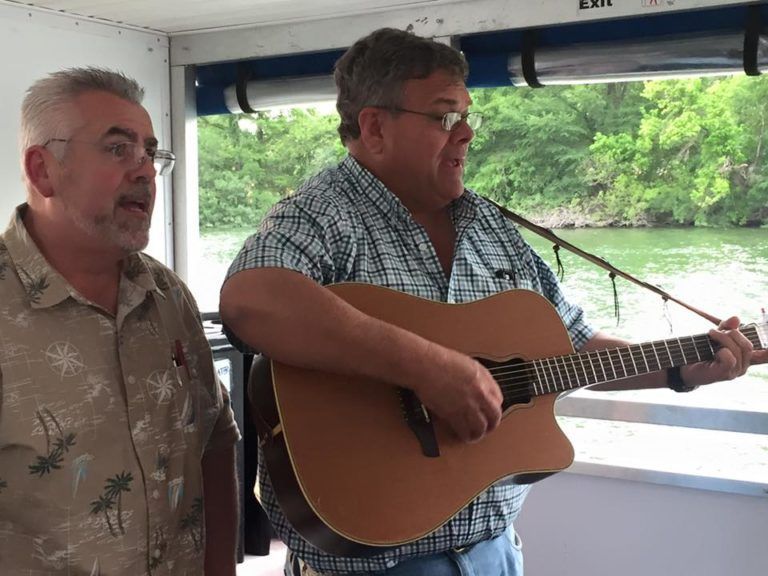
[198, 76, 768, 228]
[198, 110, 345, 229]
[582, 76, 768, 226]
[465, 83, 647, 221]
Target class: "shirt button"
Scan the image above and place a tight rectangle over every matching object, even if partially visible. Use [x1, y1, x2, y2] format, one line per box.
[127, 375, 136, 384]
[418, 243, 431, 254]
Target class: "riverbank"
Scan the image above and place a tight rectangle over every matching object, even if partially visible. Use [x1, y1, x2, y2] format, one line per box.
[525, 205, 768, 229]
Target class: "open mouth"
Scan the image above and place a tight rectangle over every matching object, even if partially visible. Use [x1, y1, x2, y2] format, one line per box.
[119, 199, 149, 214]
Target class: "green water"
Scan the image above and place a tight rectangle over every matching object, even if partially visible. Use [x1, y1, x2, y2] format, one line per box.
[204, 226, 768, 339]
[521, 227, 768, 342]
[201, 225, 768, 407]
[519, 227, 768, 412]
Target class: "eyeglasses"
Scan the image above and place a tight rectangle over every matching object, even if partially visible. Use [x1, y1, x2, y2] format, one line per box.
[378, 107, 483, 132]
[44, 138, 176, 176]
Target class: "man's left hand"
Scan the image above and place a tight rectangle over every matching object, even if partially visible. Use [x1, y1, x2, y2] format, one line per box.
[682, 316, 768, 386]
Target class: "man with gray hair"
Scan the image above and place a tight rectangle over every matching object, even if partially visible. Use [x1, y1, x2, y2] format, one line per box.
[221, 28, 764, 576]
[0, 67, 240, 575]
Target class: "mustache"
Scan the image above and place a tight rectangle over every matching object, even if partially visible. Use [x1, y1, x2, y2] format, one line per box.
[117, 185, 152, 205]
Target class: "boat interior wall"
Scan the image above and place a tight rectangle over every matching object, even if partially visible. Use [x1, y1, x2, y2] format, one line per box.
[13, 0, 470, 35]
[0, 3, 172, 263]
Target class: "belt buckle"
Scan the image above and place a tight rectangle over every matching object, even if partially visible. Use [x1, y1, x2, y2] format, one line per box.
[453, 544, 471, 554]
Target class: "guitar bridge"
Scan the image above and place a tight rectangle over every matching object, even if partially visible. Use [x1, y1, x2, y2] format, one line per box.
[398, 388, 440, 458]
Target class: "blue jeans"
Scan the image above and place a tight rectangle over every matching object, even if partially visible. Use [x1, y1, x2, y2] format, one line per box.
[373, 527, 524, 576]
[289, 527, 523, 576]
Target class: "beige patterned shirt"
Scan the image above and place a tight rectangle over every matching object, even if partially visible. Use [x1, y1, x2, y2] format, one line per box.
[0, 205, 240, 575]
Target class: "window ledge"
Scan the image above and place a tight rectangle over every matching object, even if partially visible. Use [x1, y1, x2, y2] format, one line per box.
[567, 460, 768, 498]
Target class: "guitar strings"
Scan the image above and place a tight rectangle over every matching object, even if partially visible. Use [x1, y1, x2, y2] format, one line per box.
[491, 346, 703, 390]
[484, 326, 761, 385]
[430, 326, 763, 405]
[480, 338, 721, 401]
[483, 337, 716, 380]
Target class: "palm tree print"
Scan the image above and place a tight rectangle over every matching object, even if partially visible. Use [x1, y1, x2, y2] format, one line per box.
[25, 275, 50, 304]
[90, 495, 117, 537]
[28, 408, 76, 478]
[0, 242, 10, 280]
[104, 471, 133, 535]
[152, 270, 170, 291]
[133, 299, 160, 336]
[122, 257, 145, 281]
[0, 244, 8, 280]
[179, 497, 204, 551]
[90, 472, 133, 538]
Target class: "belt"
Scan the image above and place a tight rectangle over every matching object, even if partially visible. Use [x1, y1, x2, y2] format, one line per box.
[292, 540, 480, 575]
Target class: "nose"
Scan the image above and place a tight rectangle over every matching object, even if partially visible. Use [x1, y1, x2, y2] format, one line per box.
[128, 150, 157, 181]
[451, 119, 474, 144]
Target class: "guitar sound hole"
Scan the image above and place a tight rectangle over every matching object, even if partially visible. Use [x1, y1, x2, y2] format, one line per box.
[478, 357, 532, 412]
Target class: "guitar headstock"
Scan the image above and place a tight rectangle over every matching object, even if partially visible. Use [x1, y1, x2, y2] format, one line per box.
[746, 313, 768, 350]
[747, 308, 768, 350]
[757, 318, 768, 351]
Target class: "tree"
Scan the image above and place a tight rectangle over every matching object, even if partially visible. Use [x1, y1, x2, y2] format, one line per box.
[90, 495, 117, 537]
[465, 83, 646, 221]
[198, 109, 345, 229]
[587, 76, 768, 225]
[197, 78, 768, 229]
[104, 471, 133, 535]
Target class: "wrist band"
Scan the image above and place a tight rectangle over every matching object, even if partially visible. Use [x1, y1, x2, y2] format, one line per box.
[667, 366, 698, 393]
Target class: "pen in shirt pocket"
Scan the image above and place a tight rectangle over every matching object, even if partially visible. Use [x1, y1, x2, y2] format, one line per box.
[495, 268, 517, 286]
[172, 339, 191, 384]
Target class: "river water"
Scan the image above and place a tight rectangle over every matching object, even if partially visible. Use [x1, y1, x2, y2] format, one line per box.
[520, 227, 768, 407]
[200, 226, 768, 407]
[522, 227, 768, 343]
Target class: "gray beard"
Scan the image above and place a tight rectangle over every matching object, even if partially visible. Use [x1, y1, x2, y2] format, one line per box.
[64, 201, 151, 255]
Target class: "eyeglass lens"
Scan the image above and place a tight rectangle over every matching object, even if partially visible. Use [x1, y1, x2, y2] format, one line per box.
[443, 112, 482, 131]
[153, 153, 175, 176]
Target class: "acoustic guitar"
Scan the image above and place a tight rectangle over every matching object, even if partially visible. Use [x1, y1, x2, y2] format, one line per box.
[250, 283, 766, 557]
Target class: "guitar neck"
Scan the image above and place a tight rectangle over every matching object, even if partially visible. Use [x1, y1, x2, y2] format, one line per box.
[520, 325, 764, 398]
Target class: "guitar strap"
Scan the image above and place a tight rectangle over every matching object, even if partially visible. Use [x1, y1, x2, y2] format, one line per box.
[483, 196, 722, 326]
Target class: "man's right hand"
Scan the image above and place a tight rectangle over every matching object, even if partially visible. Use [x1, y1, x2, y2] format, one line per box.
[412, 344, 503, 443]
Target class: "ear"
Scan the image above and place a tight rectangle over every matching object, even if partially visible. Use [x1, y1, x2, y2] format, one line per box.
[24, 146, 57, 198]
[357, 107, 387, 155]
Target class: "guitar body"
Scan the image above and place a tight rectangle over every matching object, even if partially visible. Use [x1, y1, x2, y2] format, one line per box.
[253, 283, 577, 556]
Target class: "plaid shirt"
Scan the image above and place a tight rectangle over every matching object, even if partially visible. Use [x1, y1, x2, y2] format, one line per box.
[226, 155, 595, 574]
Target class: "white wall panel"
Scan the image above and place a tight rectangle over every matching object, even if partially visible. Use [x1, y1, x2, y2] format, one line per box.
[21, 0, 467, 35]
[0, 3, 171, 262]
[170, 0, 752, 65]
[517, 471, 768, 576]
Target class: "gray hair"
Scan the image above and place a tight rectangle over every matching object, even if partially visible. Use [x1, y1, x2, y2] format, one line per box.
[20, 67, 145, 167]
[334, 28, 469, 143]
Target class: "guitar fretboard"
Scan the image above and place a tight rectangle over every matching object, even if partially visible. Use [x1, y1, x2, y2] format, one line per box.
[521, 325, 764, 397]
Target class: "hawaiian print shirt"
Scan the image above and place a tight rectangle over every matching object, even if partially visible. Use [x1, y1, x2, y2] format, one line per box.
[0, 205, 240, 575]
[226, 155, 595, 575]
